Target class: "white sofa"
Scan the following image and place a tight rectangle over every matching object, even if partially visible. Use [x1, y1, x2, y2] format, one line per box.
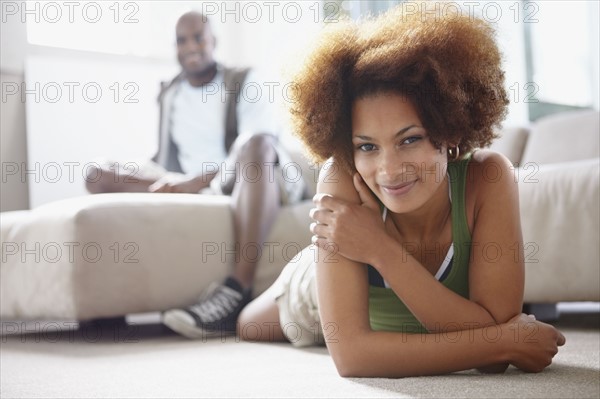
[1, 110, 598, 321]
[493, 110, 599, 303]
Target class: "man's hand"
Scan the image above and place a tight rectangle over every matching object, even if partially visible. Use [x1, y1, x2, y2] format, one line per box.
[148, 174, 212, 193]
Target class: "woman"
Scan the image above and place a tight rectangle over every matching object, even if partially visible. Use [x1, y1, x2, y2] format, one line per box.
[238, 6, 565, 377]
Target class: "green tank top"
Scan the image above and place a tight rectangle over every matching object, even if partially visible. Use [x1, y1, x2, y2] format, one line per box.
[368, 157, 472, 333]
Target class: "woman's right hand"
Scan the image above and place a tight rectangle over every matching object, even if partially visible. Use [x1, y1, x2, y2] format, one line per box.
[503, 313, 566, 373]
[310, 174, 389, 266]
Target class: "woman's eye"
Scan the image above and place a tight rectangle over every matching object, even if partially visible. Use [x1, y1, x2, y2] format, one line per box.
[402, 136, 422, 145]
[357, 143, 376, 152]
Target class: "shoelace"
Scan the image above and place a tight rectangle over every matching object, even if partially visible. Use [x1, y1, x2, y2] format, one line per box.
[188, 286, 243, 323]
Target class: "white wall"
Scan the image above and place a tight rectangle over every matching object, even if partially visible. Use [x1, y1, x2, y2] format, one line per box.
[1, 13, 29, 211]
[24, 52, 178, 207]
[3, 1, 326, 208]
[492, 1, 529, 128]
[2, 1, 598, 209]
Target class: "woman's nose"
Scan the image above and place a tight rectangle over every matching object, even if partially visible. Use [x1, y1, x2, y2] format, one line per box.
[377, 151, 401, 179]
[378, 152, 418, 182]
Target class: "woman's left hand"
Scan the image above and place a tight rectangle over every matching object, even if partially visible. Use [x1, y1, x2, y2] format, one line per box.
[310, 174, 390, 265]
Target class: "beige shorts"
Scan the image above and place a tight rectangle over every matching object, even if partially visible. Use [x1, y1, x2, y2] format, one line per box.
[272, 245, 325, 347]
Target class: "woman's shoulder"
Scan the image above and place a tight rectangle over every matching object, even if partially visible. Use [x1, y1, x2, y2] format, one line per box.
[458, 150, 519, 232]
[316, 158, 361, 204]
[469, 149, 512, 165]
[467, 149, 515, 185]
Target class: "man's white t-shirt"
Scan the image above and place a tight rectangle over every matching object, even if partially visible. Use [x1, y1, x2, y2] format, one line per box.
[169, 69, 280, 176]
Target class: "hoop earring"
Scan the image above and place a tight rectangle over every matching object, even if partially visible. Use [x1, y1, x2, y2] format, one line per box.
[448, 146, 460, 161]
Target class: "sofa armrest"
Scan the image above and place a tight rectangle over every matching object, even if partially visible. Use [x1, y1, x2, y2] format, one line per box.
[518, 158, 600, 302]
[1, 193, 234, 320]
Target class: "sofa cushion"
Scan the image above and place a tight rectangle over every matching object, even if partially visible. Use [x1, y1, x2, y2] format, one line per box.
[0, 211, 31, 244]
[1, 194, 234, 320]
[254, 200, 313, 296]
[0, 192, 313, 321]
[521, 109, 600, 165]
[519, 158, 600, 302]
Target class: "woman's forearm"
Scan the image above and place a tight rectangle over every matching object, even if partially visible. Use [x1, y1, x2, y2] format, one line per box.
[371, 239, 505, 332]
[327, 312, 565, 378]
[329, 323, 513, 378]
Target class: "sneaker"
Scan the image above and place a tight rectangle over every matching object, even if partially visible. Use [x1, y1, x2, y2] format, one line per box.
[162, 277, 252, 339]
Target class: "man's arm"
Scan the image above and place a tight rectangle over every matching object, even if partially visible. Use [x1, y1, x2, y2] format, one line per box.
[148, 169, 219, 193]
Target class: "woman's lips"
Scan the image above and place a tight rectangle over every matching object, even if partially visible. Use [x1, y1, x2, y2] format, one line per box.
[380, 180, 417, 196]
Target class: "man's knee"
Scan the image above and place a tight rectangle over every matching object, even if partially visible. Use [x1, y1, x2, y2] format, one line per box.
[235, 133, 278, 162]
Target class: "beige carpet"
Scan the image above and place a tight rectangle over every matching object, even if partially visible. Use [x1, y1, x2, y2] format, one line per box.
[1, 310, 598, 398]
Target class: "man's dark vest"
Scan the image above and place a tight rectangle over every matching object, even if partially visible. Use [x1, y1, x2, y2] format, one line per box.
[152, 66, 251, 173]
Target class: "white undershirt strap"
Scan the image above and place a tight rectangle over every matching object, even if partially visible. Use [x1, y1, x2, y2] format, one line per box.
[380, 174, 454, 286]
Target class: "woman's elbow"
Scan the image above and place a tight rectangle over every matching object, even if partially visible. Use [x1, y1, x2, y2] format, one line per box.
[477, 363, 510, 374]
[333, 356, 365, 378]
[328, 341, 370, 378]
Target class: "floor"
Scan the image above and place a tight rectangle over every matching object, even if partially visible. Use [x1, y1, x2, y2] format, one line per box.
[1, 303, 599, 398]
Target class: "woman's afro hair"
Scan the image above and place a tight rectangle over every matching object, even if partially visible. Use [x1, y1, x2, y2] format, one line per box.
[288, 4, 509, 172]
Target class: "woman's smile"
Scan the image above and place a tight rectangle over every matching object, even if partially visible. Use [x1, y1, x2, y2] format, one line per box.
[379, 179, 417, 196]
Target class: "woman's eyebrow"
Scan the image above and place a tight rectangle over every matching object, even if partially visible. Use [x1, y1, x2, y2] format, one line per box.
[353, 125, 418, 141]
[395, 124, 418, 138]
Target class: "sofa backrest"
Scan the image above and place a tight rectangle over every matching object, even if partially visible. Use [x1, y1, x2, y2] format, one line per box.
[488, 127, 530, 165]
[520, 109, 600, 165]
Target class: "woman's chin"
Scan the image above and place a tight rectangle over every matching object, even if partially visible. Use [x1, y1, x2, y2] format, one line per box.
[379, 197, 415, 215]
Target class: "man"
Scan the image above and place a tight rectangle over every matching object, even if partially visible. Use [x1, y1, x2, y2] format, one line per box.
[86, 11, 305, 338]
